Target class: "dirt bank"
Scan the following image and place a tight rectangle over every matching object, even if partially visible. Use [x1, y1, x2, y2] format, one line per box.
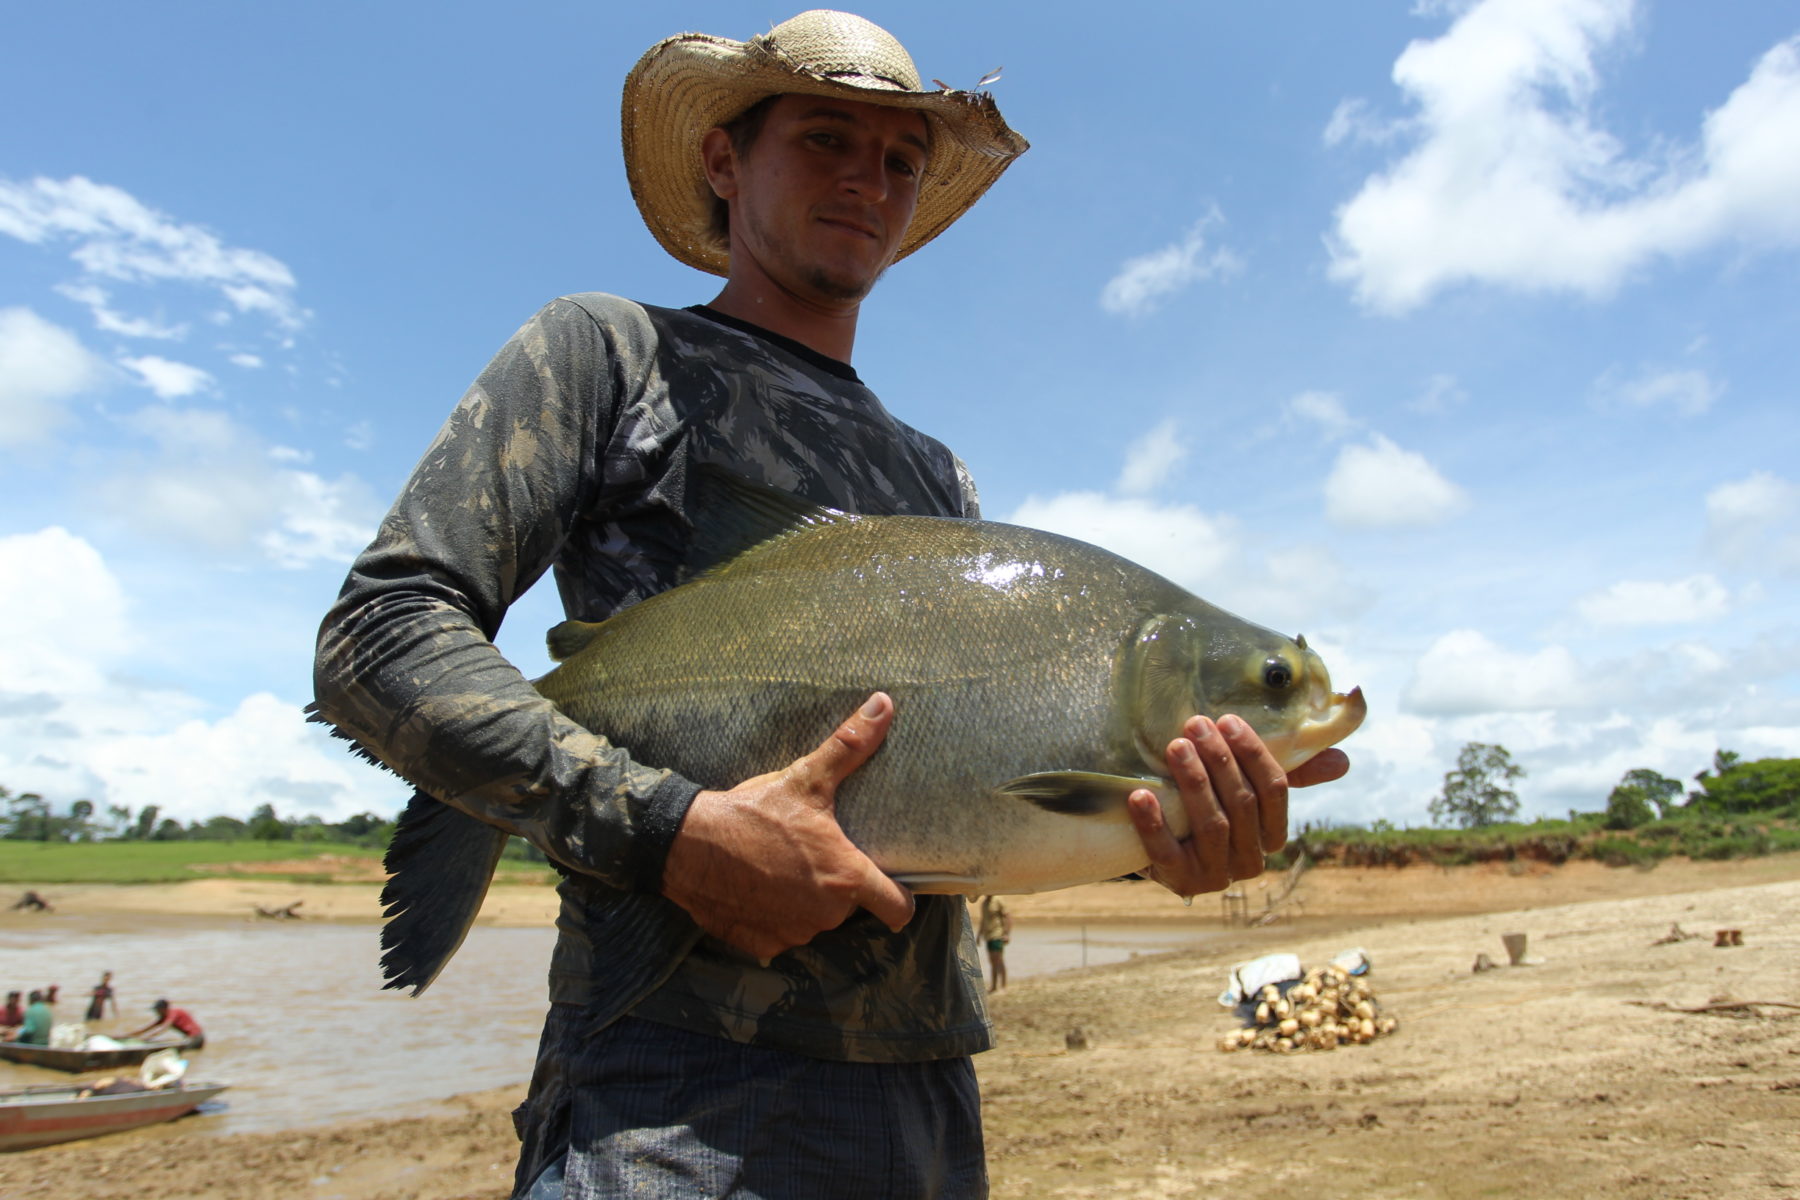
[5, 855, 1798, 1199]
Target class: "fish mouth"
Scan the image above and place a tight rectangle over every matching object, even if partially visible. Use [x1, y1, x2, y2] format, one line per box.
[1270, 685, 1366, 773]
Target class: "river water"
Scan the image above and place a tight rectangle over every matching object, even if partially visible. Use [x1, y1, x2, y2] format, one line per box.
[0, 914, 1221, 1135]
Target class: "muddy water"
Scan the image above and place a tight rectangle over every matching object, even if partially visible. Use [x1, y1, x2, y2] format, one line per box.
[0, 915, 1217, 1134]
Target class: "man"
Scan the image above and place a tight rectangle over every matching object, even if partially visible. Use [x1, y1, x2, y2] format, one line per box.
[7, 990, 51, 1045]
[313, 11, 1345, 1198]
[977, 896, 1012, 994]
[86, 970, 118, 1022]
[123, 999, 204, 1050]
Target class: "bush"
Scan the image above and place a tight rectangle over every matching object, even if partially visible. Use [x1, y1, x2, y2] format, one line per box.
[1584, 836, 1668, 868]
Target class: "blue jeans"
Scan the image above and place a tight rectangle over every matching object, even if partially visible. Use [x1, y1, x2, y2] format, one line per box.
[512, 1008, 986, 1199]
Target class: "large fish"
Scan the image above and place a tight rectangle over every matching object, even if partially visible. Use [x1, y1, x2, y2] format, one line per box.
[378, 472, 1364, 991]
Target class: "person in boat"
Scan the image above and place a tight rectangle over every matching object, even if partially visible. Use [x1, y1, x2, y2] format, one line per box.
[85, 971, 117, 1022]
[0, 991, 22, 1030]
[6, 990, 52, 1045]
[123, 999, 205, 1050]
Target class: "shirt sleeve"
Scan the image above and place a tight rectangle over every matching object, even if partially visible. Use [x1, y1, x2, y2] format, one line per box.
[311, 298, 701, 893]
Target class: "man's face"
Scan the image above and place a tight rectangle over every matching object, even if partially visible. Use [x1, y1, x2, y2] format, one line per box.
[714, 94, 930, 305]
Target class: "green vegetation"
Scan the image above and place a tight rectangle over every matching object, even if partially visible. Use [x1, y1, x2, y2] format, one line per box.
[7, 742, 1800, 880]
[0, 787, 557, 884]
[1427, 742, 1524, 828]
[0, 839, 374, 884]
[1293, 743, 1800, 870]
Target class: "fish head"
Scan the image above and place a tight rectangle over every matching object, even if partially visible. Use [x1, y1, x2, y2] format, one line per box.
[1123, 614, 1366, 776]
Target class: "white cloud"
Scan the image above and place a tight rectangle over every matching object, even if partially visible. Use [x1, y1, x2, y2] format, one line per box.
[1323, 97, 1404, 148]
[0, 307, 107, 444]
[1706, 471, 1800, 573]
[0, 174, 307, 331]
[1100, 209, 1243, 318]
[1114, 419, 1188, 495]
[1404, 629, 1587, 714]
[100, 405, 380, 568]
[0, 527, 405, 823]
[1326, 0, 1800, 312]
[1591, 366, 1723, 416]
[227, 352, 264, 369]
[121, 354, 215, 399]
[0, 527, 132, 694]
[1283, 390, 1357, 440]
[1412, 372, 1468, 413]
[82, 692, 403, 824]
[1576, 574, 1731, 627]
[54, 282, 186, 340]
[1008, 491, 1237, 592]
[1322, 434, 1468, 528]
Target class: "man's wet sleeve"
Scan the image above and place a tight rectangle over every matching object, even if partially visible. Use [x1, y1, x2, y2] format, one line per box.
[310, 297, 699, 892]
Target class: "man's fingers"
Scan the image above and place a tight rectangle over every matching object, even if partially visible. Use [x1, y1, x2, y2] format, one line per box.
[1216, 715, 1290, 856]
[794, 692, 894, 801]
[854, 862, 916, 932]
[1185, 718, 1265, 881]
[1127, 788, 1188, 880]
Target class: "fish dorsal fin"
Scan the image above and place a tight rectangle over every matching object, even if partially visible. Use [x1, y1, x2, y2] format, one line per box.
[681, 464, 855, 580]
[546, 619, 605, 663]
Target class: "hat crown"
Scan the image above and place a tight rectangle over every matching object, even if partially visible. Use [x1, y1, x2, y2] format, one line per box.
[754, 10, 922, 93]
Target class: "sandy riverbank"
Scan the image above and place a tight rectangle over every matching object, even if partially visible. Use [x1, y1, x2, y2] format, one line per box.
[5, 854, 1799, 1198]
[25, 850, 1800, 927]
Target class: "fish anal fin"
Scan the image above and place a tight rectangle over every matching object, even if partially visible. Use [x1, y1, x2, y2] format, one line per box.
[996, 771, 1168, 817]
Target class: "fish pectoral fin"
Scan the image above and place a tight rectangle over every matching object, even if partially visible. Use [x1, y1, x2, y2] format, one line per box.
[996, 771, 1168, 817]
[889, 873, 985, 894]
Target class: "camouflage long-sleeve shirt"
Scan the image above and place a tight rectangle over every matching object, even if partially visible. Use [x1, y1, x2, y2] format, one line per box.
[314, 294, 992, 1062]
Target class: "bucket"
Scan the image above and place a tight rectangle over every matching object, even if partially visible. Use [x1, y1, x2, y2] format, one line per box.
[1501, 932, 1528, 966]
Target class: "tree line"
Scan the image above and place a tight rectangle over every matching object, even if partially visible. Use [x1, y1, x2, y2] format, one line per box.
[0, 787, 393, 848]
[5, 743, 1796, 849]
[1426, 742, 1799, 830]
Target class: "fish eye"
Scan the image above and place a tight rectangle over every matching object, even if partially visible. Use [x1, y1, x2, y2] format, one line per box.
[1263, 658, 1293, 690]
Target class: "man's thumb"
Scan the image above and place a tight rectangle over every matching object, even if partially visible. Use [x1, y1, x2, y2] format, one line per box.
[799, 692, 893, 805]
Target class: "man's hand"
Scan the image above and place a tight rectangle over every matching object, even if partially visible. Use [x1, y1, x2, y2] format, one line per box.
[660, 692, 915, 962]
[1126, 714, 1349, 898]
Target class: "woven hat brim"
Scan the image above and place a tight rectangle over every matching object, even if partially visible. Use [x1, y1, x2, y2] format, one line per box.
[622, 32, 1029, 277]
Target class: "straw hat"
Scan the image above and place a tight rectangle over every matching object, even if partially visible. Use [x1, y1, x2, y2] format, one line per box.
[622, 9, 1029, 277]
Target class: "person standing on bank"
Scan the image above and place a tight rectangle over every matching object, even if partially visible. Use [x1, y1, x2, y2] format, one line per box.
[313, 11, 1348, 1198]
[977, 897, 1012, 994]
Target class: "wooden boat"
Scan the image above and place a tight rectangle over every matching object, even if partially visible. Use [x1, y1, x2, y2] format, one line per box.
[0, 1040, 182, 1073]
[0, 1081, 228, 1151]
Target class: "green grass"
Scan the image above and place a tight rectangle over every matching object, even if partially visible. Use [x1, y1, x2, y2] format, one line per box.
[0, 839, 560, 885]
[0, 840, 375, 883]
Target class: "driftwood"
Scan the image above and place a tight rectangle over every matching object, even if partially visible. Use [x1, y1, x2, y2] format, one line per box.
[253, 901, 305, 920]
[1629, 999, 1800, 1015]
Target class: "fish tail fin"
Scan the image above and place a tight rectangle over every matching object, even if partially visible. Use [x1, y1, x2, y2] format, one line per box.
[379, 790, 509, 996]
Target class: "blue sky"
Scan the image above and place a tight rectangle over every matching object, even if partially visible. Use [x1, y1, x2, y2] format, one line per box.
[3, 0, 1797, 833]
